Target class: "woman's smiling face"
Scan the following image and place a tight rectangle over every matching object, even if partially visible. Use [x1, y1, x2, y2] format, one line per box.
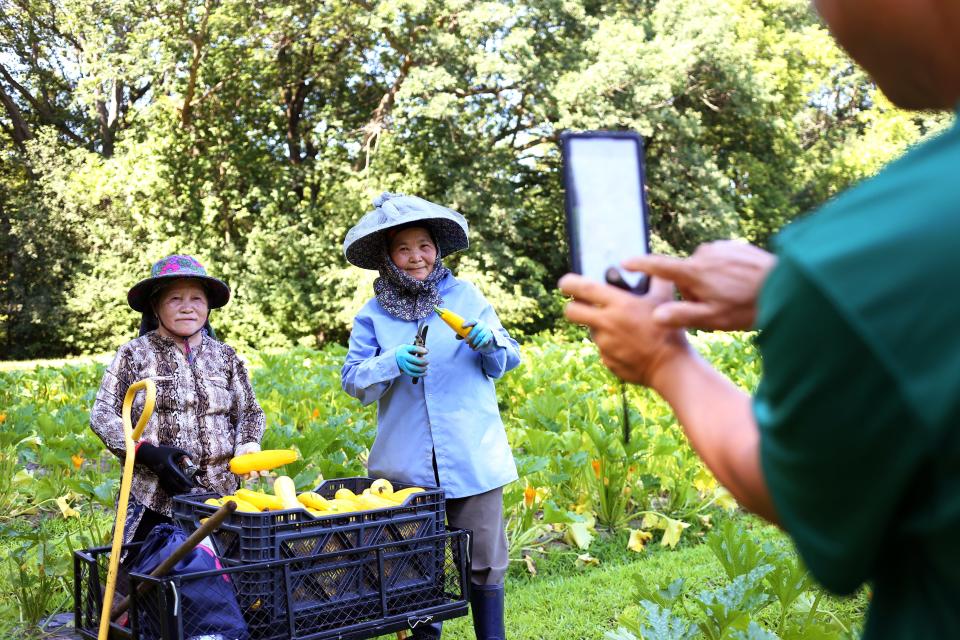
[389, 227, 437, 281]
[154, 280, 209, 337]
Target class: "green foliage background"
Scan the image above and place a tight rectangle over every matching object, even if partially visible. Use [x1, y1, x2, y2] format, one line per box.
[0, 0, 950, 358]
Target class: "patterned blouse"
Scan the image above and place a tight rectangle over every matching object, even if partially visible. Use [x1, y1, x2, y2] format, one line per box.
[90, 331, 265, 517]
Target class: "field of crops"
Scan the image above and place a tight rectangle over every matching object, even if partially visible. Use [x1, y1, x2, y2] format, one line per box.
[0, 332, 865, 638]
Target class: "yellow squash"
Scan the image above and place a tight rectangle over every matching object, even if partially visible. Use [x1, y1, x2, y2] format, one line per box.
[273, 475, 303, 511]
[370, 478, 394, 496]
[354, 493, 396, 510]
[297, 491, 331, 511]
[326, 498, 361, 513]
[204, 496, 261, 513]
[434, 306, 472, 339]
[386, 487, 425, 503]
[334, 487, 357, 501]
[229, 449, 298, 475]
[235, 488, 286, 511]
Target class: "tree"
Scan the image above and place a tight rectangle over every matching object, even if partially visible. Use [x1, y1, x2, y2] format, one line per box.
[0, 0, 949, 358]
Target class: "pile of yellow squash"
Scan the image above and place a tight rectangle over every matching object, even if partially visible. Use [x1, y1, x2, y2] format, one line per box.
[205, 477, 425, 517]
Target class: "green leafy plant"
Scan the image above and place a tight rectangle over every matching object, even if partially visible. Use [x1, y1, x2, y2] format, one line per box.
[4, 521, 72, 630]
[609, 521, 858, 639]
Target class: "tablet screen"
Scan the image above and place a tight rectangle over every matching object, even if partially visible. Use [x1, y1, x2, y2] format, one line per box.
[564, 133, 649, 291]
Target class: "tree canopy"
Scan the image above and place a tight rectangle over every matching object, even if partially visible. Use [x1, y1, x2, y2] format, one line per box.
[0, 0, 949, 358]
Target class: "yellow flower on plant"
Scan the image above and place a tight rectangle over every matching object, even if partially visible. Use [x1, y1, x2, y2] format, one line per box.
[627, 529, 654, 553]
[311, 408, 320, 419]
[693, 467, 717, 494]
[0, 413, 6, 424]
[72, 454, 84, 470]
[575, 553, 600, 568]
[56, 495, 80, 518]
[714, 487, 738, 512]
[591, 459, 601, 479]
[523, 485, 536, 508]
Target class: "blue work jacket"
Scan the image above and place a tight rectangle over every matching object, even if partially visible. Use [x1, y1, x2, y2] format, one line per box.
[341, 272, 520, 499]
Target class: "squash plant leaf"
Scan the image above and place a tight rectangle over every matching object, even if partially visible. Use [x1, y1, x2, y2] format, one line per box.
[635, 601, 697, 640]
[729, 621, 781, 640]
[706, 520, 771, 580]
[695, 565, 774, 638]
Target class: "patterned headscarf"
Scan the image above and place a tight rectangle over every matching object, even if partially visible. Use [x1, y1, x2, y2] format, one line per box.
[373, 244, 451, 322]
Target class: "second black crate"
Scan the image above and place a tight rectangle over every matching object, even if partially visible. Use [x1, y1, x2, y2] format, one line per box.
[172, 477, 445, 564]
[74, 529, 470, 640]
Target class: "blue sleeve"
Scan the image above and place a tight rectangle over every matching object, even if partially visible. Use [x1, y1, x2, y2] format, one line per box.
[341, 313, 402, 406]
[476, 297, 521, 379]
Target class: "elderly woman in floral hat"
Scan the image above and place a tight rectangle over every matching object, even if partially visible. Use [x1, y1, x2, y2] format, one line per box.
[342, 193, 520, 640]
[90, 254, 266, 556]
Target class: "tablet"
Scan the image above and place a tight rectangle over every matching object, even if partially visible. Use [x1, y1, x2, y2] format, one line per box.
[561, 130, 651, 294]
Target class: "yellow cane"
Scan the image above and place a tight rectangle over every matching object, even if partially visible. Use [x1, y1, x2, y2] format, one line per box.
[98, 379, 156, 640]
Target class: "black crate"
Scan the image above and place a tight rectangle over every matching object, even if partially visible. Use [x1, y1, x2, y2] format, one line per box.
[172, 478, 445, 565]
[74, 542, 140, 640]
[74, 529, 470, 640]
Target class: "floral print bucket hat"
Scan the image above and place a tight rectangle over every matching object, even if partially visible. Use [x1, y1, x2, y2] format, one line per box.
[343, 192, 470, 270]
[127, 254, 231, 312]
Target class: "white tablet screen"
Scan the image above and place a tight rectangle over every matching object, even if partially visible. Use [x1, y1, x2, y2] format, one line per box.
[566, 135, 648, 289]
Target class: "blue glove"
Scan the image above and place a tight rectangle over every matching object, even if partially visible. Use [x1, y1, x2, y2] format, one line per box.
[460, 319, 498, 354]
[396, 344, 429, 378]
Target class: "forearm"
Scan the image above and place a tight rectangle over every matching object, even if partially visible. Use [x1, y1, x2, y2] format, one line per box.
[341, 347, 400, 405]
[90, 365, 131, 456]
[652, 349, 778, 524]
[479, 330, 521, 379]
[231, 356, 265, 445]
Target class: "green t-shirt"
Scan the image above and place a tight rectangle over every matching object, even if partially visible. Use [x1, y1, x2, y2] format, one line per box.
[755, 115, 960, 639]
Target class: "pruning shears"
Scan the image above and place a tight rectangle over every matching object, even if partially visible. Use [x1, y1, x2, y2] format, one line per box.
[412, 324, 429, 385]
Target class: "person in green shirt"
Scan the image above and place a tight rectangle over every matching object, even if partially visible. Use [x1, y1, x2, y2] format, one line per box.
[559, 1, 960, 637]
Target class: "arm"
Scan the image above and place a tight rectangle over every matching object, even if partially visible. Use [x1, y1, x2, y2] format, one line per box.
[558, 274, 776, 522]
[650, 348, 775, 521]
[341, 313, 403, 406]
[623, 241, 776, 331]
[90, 345, 136, 458]
[471, 302, 521, 380]
[229, 350, 265, 451]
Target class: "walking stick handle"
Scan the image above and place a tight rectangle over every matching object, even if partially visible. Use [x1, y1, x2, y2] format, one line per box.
[98, 379, 156, 640]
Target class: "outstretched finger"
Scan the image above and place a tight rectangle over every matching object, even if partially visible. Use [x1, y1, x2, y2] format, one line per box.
[558, 273, 621, 306]
[652, 300, 720, 329]
[646, 275, 677, 303]
[563, 299, 607, 327]
[621, 255, 695, 286]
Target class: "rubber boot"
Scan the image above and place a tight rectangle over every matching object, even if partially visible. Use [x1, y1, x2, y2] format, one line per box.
[470, 583, 505, 640]
[410, 620, 443, 639]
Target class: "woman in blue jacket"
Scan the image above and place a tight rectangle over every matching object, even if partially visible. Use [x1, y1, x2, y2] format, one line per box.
[341, 192, 520, 640]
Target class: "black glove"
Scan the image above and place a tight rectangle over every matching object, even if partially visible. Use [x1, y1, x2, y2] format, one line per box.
[135, 442, 196, 495]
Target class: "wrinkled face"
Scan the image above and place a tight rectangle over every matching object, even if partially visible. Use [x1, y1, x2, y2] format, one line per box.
[388, 227, 437, 281]
[814, 0, 960, 109]
[154, 280, 209, 337]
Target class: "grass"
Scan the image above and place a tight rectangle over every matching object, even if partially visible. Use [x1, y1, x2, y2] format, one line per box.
[376, 515, 867, 640]
[0, 353, 112, 371]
